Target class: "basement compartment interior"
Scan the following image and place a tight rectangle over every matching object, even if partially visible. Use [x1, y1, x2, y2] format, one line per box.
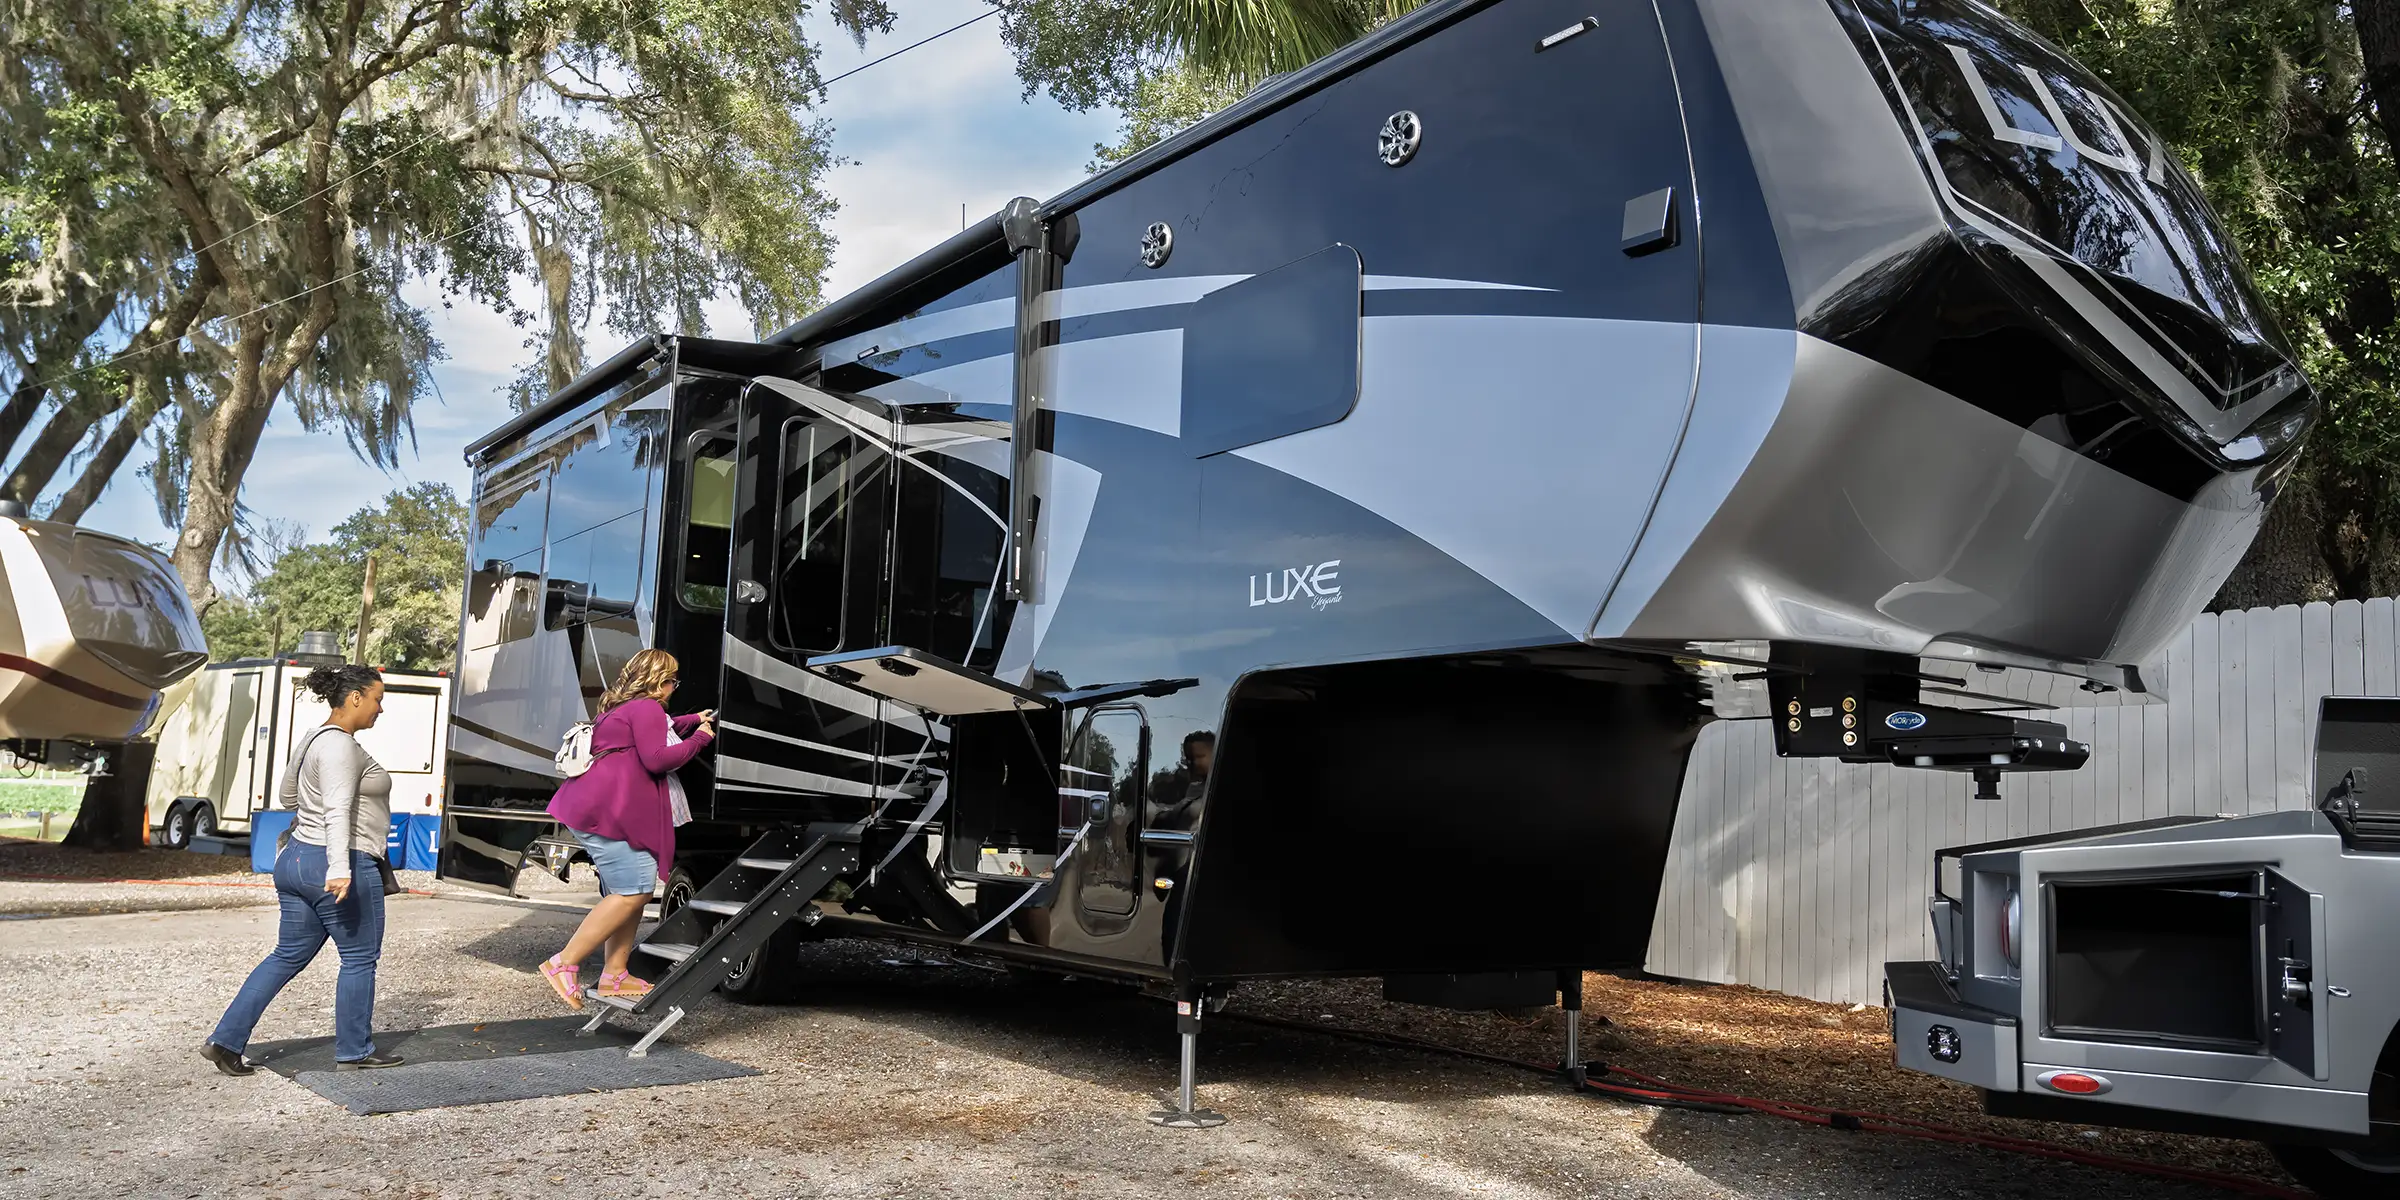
[2046, 872, 2259, 1047]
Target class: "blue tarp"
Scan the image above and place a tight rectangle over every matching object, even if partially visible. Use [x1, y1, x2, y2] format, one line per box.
[245, 810, 440, 875]
[402, 813, 442, 872]
[248, 810, 290, 873]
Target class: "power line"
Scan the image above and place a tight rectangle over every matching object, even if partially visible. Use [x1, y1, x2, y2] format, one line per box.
[15, 3, 1006, 400]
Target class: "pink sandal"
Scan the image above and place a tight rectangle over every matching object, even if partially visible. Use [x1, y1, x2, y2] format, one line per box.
[596, 970, 653, 999]
[540, 955, 584, 1010]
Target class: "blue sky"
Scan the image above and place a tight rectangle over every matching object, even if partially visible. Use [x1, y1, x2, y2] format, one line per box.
[73, 0, 1121, 564]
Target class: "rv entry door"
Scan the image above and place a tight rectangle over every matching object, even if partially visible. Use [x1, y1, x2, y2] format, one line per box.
[715, 378, 899, 812]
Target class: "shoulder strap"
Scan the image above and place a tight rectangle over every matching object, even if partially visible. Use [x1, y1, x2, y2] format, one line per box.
[282, 725, 343, 808]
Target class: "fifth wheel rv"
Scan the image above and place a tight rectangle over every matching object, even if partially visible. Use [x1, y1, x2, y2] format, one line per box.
[0, 501, 208, 765]
[440, 0, 2325, 1137]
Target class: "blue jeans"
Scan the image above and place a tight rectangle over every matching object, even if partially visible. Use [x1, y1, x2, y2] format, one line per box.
[210, 838, 387, 1061]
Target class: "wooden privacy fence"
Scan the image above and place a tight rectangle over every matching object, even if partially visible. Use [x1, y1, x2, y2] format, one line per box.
[1643, 597, 2400, 1007]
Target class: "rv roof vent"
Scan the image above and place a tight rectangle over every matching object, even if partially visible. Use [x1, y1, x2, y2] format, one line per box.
[291, 631, 345, 665]
[0, 500, 28, 520]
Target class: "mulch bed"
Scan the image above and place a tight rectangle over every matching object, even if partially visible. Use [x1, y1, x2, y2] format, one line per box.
[1234, 972, 2295, 1191]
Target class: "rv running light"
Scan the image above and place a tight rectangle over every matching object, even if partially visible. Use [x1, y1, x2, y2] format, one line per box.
[2001, 888, 2023, 968]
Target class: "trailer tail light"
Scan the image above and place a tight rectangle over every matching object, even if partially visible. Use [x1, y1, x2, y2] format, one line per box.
[2036, 1070, 2111, 1096]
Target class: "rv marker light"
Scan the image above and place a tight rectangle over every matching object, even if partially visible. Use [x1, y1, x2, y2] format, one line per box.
[2037, 1070, 2112, 1096]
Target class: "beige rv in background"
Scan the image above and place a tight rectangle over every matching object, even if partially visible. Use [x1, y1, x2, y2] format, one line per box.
[145, 657, 453, 849]
[0, 506, 208, 756]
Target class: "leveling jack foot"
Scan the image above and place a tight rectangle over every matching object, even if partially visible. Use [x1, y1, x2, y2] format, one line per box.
[1148, 997, 1227, 1129]
[1147, 1106, 1229, 1129]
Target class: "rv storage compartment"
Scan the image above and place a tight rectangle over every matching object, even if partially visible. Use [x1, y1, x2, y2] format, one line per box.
[2047, 872, 2258, 1047]
[946, 711, 1062, 881]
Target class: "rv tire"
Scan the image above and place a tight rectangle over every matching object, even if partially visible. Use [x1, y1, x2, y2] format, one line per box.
[718, 921, 805, 1006]
[2268, 1144, 2400, 1197]
[159, 801, 193, 851]
[188, 802, 216, 842]
[660, 865, 802, 1005]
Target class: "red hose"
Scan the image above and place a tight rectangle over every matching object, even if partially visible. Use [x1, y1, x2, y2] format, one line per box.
[1224, 1011, 2309, 1199]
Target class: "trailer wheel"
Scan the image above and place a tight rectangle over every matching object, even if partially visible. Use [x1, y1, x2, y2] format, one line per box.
[2267, 1145, 2400, 1197]
[188, 802, 216, 842]
[159, 802, 194, 851]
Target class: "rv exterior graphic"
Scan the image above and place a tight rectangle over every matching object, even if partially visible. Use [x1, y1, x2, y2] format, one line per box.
[439, 0, 2331, 1139]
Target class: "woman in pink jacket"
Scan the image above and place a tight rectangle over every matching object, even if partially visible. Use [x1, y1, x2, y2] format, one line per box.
[538, 649, 714, 1007]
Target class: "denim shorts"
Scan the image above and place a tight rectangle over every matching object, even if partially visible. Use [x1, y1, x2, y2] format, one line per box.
[571, 829, 659, 896]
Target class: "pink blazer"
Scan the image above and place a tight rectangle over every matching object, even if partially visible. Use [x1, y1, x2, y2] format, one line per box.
[546, 697, 712, 872]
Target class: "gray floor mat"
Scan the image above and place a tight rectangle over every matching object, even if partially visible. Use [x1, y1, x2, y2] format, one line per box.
[248, 1016, 635, 1076]
[291, 1043, 760, 1114]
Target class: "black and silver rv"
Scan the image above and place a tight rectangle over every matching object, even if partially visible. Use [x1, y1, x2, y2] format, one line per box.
[438, 0, 2323, 1136]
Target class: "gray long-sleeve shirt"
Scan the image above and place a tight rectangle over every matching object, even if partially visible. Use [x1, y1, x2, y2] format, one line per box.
[282, 726, 392, 881]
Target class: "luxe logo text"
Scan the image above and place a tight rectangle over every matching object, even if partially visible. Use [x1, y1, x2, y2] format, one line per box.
[1250, 561, 1343, 612]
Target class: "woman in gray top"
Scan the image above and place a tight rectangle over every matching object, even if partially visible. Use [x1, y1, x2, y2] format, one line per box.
[201, 665, 403, 1074]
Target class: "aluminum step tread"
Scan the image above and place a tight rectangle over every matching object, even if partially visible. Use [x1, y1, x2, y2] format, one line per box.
[687, 899, 745, 917]
[736, 857, 797, 871]
[637, 941, 697, 963]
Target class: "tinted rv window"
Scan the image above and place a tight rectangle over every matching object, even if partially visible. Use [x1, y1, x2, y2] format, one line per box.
[771, 419, 877, 653]
[544, 403, 661, 631]
[681, 437, 736, 611]
[1179, 244, 1363, 457]
[466, 466, 548, 650]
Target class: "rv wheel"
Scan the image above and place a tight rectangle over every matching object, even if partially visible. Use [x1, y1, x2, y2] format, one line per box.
[2269, 1144, 2400, 1197]
[718, 921, 804, 1006]
[188, 802, 217, 841]
[159, 802, 193, 851]
[660, 865, 801, 1005]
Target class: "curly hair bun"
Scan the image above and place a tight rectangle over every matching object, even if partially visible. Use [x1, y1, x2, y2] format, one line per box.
[306, 663, 383, 707]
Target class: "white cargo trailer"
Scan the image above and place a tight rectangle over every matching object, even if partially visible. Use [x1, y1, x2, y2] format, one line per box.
[146, 656, 453, 849]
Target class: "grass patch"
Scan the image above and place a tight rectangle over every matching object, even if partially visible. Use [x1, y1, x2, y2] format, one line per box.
[0, 780, 85, 815]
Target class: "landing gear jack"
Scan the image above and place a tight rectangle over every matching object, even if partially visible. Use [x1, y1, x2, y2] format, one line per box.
[1559, 969, 1588, 1088]
[1148, 988, 1228, 1129]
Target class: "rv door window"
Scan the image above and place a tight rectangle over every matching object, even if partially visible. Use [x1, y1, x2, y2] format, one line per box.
[466, 466, 549, 650]
[770, 419, 878, 653]
[1179, 244, 1363, 457]
[1070, 707, 1147, 918]
[680, 436, 736, 611]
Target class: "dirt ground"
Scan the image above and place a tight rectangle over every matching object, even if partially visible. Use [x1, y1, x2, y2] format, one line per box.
[0, 840, 2310, 1199]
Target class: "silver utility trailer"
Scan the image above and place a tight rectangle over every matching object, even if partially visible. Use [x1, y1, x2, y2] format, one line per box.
[1886, 696, 2400, 1197]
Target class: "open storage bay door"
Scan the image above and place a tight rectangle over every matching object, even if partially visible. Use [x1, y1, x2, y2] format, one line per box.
[2263, 868, 2326, 1080]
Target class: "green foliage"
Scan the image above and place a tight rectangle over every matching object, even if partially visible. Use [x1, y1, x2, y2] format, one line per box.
[1003, 0, 1421, 114]
[202, 482, 468, 670]
[1996, 1, 2400, 598]
[4, 0, 879, 604]
[1087, 62, 1254, 170]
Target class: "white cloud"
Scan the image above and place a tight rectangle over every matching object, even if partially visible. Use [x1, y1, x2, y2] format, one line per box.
[68, 1, 1119, 566]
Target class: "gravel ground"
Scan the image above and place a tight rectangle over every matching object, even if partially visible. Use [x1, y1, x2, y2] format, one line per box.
[0, 839, 450, 916]
[0, 853, 2310, 1199]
